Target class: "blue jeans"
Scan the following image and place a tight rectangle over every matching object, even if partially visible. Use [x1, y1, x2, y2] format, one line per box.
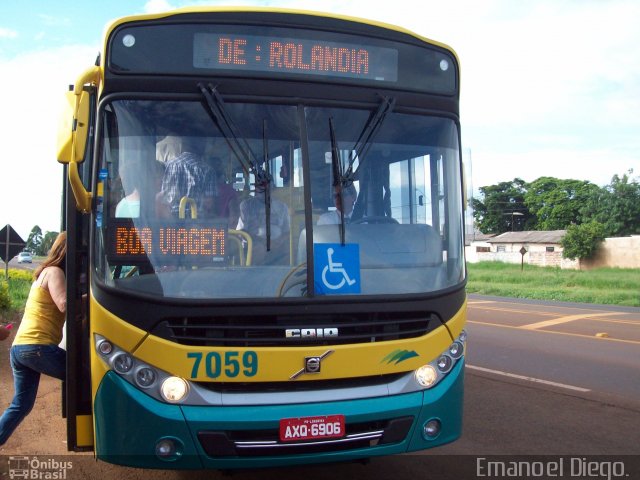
[0, 344, 66, 445]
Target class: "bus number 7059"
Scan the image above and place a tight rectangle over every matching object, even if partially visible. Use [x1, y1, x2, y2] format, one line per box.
[187, 351, 258, 379]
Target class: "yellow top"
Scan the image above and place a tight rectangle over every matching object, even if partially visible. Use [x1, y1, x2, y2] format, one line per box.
[13, 285, 65, 346]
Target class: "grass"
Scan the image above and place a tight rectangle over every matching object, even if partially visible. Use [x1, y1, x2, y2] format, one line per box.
[466, 262, 640, 307]
[0, 269, 32, 324]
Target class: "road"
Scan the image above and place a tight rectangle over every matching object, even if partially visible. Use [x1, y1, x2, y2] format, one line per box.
[466, 294, 640, 400]
[0, 295, 639, 479]
[4, 256, 38, 273]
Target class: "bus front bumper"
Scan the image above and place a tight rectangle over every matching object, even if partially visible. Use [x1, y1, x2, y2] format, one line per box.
[94, 360, 464, 469]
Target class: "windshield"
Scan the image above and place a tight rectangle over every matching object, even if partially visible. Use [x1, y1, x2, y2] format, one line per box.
[95, 99, 464, 299]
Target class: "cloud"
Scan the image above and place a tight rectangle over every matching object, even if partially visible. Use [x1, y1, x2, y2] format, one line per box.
[0, 27, 18, 39]
[144, 0, 175, 13]
[421, 1, 640, 192]
[0, 44, 98, 239]
[470, 148, 636, 193]
[38, 14, 72, 27]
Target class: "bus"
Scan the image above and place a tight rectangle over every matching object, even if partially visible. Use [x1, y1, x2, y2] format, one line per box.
[57, 6, 467, 469]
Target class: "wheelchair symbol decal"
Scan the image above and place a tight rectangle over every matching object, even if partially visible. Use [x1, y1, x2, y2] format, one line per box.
[314, 243, 360, 295]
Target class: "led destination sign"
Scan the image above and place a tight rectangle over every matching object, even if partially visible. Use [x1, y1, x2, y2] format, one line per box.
[108, 219, 227, 266]
[193, 33, 398, 82]
[110, 23, 456, 94]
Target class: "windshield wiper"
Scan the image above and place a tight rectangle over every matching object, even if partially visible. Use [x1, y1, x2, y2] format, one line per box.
[262, 119, 272, 251]
[199, 83, 273, 249]
[344, 95, 395, 183]
[199, 83, 272, 187]
[328, 96, 395, 244]
[329, 117, 347, 246]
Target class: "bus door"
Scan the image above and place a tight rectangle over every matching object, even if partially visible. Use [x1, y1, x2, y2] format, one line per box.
[63, 84, 96, 451]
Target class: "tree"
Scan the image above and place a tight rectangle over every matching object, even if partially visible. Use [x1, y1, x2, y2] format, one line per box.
[471, 178, 535, 234]
[561, 221, 606, 261]
[586, 171, 640, 237]
[26, 226, 43, 255]
[524, 177, 601, 231]
[40, 231, 59, 256]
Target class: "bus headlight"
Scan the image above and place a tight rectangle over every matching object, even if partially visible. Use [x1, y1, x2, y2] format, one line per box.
[113, 353, 134, 374]
[415, 365, 438, 387]
[161, 377, 189, 403]
[449, 341, 464, 359]
[459, 330, 468, 343]
[414, 330, 466, 389]
[436, 355, 453, 373]
[94, 334, 192, 405]
[97, 340, 113, 355]
[135, 367, 157, 388]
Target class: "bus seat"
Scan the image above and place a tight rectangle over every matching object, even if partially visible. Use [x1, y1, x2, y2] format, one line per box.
[297, 224, 445, 293]
[298, 224, 442, 266]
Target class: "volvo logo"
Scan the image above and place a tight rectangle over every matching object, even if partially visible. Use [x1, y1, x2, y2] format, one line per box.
[305, 356, 321, 373]
[285, 328, 339, 339]
[289, 350, 334, 380]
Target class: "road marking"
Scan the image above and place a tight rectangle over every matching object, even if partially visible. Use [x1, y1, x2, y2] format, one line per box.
[466, 364, 591, 392]
[469, 298, 634, 313]
[472, 305, 560, 317]
[467, 320, 640, 345]
[590, 318, 640, 326]
[521, 312, 621, 330]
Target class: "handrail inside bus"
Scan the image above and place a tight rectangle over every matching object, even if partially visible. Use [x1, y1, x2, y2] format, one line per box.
[228, 229, 253, 266]
[178, 197, 198, 219]
[177, 197, 253, 266]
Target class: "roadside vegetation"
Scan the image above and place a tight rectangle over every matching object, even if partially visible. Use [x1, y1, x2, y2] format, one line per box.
[467, 262, 640, 307]
[471, 171, 640, 260]
[0, 269, 33, 324]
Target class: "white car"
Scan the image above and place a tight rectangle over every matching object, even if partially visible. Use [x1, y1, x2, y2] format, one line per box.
[17, 252, 33, 263]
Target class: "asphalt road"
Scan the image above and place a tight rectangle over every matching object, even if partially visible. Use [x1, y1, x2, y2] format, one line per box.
[465, 294, 640, 400]
[4, 256, 38, 272]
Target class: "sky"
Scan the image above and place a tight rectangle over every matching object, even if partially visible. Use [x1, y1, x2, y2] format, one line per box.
[1, 0, 639, 240]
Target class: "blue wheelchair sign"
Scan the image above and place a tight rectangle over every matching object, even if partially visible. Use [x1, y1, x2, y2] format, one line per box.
[314, 243, 360, 295]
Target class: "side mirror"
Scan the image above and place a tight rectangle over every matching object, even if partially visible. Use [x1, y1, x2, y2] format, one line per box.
[56, 66, 100, 212]
[57, 89, 91, 164]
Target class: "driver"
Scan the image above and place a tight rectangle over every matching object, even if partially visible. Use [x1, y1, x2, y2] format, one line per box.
[317, 183, 357, 225]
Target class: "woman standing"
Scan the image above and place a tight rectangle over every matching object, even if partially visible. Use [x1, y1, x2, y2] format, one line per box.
[0, 232, 67, 445]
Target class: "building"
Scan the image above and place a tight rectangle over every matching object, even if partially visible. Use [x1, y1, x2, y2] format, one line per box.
[466, 230, 640, 270]
[467, 230, 579, 269]
[464, 232, 495, 263]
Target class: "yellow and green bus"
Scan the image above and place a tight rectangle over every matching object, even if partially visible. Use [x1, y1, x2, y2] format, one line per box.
[58, 6, 467, 469]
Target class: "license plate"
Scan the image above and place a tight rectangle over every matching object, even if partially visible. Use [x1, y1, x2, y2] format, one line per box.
[279, 414, 345, 442]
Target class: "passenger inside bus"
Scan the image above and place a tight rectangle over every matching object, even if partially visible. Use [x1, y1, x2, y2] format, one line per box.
[115, 159, 165, 218]
[203, 155, 240, 228]
[115, 160, 141, 218]
[317, 183, 358, 225]
[157, 136, 217, 219]
[236, 181, 290, 264]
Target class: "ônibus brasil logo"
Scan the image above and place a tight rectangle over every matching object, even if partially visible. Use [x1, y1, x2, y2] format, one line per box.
[8, 456, 73, 479]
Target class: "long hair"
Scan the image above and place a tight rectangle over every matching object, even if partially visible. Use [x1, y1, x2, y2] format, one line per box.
[34, 231, 67, 280]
